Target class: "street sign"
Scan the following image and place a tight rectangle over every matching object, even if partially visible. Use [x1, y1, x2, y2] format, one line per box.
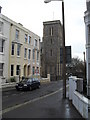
[60, 46, 71, 64]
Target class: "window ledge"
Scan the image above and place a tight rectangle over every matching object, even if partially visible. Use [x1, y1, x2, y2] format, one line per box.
[11, 55, 15, 57]
[1, 76, 6, 79]
[0, 52, 4, 55]
[17, 56, 21, 58]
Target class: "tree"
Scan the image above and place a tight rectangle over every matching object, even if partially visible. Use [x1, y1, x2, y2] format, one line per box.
[66, 57, 86, 79]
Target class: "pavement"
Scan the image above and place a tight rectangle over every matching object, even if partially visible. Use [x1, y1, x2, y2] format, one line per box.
[1, 79, 50, 91]
[1, 82, 16, 92]
[1, 81, 85, 119]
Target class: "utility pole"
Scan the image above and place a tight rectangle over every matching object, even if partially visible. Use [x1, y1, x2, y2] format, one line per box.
[62, 1, 66, 98]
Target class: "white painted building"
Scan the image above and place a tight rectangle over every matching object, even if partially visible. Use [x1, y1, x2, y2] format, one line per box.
[0, 11, 10, 83]
[84, 0, 90, 97]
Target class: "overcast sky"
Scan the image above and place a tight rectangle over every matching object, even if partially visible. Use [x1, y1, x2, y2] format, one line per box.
[0, 0, 86, 60]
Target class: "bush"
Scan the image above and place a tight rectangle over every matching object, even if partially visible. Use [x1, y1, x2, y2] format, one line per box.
[10, 77, 16, 82]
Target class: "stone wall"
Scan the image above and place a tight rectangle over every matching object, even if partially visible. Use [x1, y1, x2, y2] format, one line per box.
[69, 76, 89, 118]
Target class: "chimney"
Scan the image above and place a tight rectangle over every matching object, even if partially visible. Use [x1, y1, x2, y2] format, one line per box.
[0, 6, 2, 13]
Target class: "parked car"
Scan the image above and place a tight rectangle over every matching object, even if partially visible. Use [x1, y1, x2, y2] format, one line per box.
[15, 78, 40, 91]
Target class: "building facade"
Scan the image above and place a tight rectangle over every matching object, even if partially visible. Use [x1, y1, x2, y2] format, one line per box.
[0, 13, 10, 83]
[0, 12, 40, 83]
[40, 20, 63, 81]
[84, 0, 90, 97]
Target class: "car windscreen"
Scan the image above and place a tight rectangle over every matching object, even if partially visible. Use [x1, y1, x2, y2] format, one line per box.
[27, 79, 32, 83]
[20, 79, 27, 84]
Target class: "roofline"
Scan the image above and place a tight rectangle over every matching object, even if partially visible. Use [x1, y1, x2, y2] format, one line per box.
[0, 13, 40, 38]
[43, 20, 62, 25]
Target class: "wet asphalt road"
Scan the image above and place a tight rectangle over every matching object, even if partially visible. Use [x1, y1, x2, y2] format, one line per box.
[2, 81, 63, 110]
[2, 80, 83, 118]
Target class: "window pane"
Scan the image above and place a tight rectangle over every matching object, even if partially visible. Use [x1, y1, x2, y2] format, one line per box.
[28, 65, 30, 75]
[11, 65, 14, 76]
[17, 44, 20, 56]
[0, 63, 3, 76]
[35, 39, 37, 46]
[25, 34, 27, 43]
[0, 63, 3, 69]
[24, 48, 27, 58]
[37, 52, 39, 60]
[0, 21, 3, 33]
[11, 44, 14, 55]
[0, 40, 4, 52]
[28, 36, 31, 44]
[0, 71, 3, 76]
[16, 65, 20, 75]
[28, 49, 31, 59]
[16, 29, 19, 39]
[50, 27, 53, 36]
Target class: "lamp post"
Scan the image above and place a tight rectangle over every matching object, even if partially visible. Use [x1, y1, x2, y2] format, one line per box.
[44, 0, 66, 98]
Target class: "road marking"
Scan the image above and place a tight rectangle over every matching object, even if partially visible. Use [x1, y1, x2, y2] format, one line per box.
[1, 85, 69, 115]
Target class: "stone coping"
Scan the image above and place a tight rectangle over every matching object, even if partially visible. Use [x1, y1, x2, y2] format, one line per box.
[74, 91, 90, 105]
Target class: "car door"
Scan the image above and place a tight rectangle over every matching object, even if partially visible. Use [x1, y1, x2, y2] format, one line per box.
[34, 78, 39, 88]
[32, 78, 36, 89]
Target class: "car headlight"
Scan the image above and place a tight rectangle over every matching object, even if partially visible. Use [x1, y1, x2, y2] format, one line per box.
[24, 84, 27, 87]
